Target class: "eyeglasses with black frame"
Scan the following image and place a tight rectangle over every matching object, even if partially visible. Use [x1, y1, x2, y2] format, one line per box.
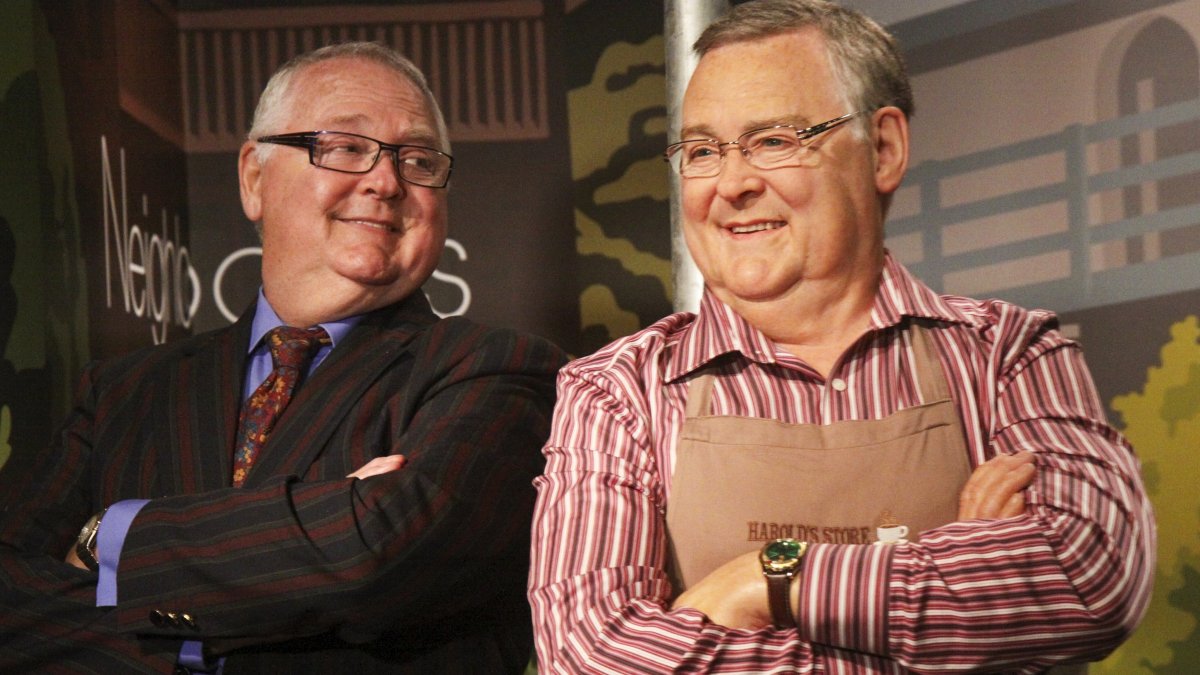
[256, 130, 454, 188]
[663, 110, 866, 178]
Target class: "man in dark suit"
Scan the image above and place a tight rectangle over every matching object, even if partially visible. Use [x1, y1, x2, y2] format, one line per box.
[0, 42, 565, 673]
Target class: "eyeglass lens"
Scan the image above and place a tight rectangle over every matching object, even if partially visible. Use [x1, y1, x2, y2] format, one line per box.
[666, 112, 860, 178]
[311, 133, 450, 187]
[677, 128, 812, 176]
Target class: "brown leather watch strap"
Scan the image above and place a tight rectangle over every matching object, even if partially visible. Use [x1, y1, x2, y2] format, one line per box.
[766, 571, 796, 628]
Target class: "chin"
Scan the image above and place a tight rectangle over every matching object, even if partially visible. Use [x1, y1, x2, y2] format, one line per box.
[330, 256, 400, 282]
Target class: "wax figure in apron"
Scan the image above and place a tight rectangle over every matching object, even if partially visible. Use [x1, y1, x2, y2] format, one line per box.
[665, 322, 1084, 673]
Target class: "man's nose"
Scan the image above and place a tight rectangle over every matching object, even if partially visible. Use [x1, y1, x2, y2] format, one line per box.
[714, 143, 764, 201]
[361, 150, 405, 197]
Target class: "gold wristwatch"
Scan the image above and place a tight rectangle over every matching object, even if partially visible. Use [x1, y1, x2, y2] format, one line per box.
[760, 538, 807, 628]
[75, 509, 106, 572]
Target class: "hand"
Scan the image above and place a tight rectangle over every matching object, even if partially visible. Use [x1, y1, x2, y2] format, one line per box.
[348, 454, 406, 480]
[957, 451, 1035, 520]
[670, 549, 771, 630]
[65, 545, 89, 570]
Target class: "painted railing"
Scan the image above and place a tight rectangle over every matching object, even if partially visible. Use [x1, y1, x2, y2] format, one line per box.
[889, 96, 1200, 313]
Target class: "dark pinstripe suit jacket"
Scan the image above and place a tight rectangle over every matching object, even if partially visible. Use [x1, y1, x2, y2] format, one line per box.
[0, 292, 566, 673]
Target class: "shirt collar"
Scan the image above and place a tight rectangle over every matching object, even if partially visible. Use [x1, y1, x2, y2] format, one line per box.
[247, 289, 360, 354]
[664, 252, 973, 382]
[867, 252, 974, 330]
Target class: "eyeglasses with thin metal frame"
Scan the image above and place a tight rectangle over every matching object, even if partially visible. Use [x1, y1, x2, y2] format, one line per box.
[256, 130, 454, 188]
[663, 110, 867, 178]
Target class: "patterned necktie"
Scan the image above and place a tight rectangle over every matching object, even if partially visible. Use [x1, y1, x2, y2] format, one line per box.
[231, 325, 331, 487]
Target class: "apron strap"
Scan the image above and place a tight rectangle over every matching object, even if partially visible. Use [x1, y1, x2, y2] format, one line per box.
[909, 321, 953, 403]
[684, 372, 716, 419]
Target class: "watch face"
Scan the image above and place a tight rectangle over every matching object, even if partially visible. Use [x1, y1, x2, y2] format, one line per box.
[761, 538, 805, 573]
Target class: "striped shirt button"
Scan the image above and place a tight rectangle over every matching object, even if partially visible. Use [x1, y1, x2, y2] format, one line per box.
[831, 378, 848, 392]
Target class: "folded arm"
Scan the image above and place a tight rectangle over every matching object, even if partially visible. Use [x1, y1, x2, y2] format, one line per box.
[3, 324, 564, 656]
[670, 450, 1036, 631]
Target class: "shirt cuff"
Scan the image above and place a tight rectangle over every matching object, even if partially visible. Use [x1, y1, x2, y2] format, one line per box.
[179, 640, 224, 673]
[95, 498, 151, 607]
[797, 542, 894, 655]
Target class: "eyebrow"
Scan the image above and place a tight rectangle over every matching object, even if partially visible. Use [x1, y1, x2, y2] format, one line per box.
[319, 113, 442, 147]
[679, 115, 814, 141]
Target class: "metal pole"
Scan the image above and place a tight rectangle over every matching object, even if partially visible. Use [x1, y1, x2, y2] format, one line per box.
[665, 0, 729, 313]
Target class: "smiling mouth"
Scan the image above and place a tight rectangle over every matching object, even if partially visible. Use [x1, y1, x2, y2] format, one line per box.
[341, 218, 397, 234]
[729, 221, 785, 234]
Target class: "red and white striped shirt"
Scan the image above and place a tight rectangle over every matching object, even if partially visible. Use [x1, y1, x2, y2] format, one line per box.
[529, 255, 1154, 673]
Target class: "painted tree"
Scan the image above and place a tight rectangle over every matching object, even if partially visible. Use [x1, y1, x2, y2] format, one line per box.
[1099, 316, 1200, 673]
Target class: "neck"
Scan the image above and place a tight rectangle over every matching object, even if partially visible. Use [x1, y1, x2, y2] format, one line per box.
[721, 267, 881, 379]
[263, 278, 400, 328]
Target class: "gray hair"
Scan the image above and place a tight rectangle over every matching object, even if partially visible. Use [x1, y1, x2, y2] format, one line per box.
[695, 0, 914, 136]
[248, 41, 451, 162]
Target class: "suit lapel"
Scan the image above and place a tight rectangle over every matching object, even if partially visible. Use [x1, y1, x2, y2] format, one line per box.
[239, 294, 438, 488]
[156, 309, 253, 493]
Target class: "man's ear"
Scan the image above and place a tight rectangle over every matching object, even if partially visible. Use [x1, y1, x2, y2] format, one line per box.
[872, 106, 909, 196]
[238, 141, 264, 223]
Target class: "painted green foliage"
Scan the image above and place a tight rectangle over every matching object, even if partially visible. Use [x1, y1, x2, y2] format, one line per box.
[1098, 316, 1200, 673]
[0, 1, 88, 481]
[565, 1, 672, 355]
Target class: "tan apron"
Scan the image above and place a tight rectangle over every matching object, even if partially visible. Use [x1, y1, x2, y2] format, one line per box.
[666, 324, 971, 588]
[664, 323, 1085, 673]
